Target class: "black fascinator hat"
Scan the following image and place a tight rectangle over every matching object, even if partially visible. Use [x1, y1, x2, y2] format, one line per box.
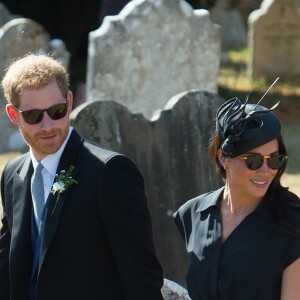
[216, 95, 281, 158]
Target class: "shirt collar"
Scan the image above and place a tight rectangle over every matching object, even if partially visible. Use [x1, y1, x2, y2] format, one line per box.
[195, 185, 270, 219]
[195, 187, 224, 213]
[30, 127, 73, 176]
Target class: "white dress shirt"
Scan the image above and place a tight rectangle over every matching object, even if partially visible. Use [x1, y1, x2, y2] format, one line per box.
[30, 127, 73, 204]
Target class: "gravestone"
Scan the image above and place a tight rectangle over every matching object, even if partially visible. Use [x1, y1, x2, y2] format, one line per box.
[228, 0, 263, 26]
[0, 18, 70, 153]
[70, 89, 224, 285]
[49, 38, 71, 69]
[162, 279, 191, 300]
[210, 0, 247, 51]
[87, 0, 221, 119]
[0, 2, 17, 27]
[248, 0, 300, 80]
[100, 0, 131, 23]
[0, 18, 50, 78]
[0, 18, 50, 153]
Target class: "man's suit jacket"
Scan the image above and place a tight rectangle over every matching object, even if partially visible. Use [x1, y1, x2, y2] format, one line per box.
[0, 130, 164, 300]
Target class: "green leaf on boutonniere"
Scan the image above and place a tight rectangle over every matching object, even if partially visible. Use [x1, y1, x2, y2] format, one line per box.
[51, 164, 77, 215]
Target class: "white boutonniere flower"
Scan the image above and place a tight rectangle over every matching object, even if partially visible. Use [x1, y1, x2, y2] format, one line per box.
[51, 165, 77, 215]
[52, 181, 65, 194]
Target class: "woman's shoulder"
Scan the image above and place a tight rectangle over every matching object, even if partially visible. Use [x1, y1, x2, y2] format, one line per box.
[174, 187, 224, 220]
[282, 189, 300, 226]
[269, 187, 300, 236]
[277, 188, 300, 212]
[173, 187, 223, 242]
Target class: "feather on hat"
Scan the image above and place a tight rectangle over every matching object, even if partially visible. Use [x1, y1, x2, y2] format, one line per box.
[216, 96, 281, 158]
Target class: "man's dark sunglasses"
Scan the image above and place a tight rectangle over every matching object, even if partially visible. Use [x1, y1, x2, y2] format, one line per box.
[12, 103, 68, 125]
[238, 153, 288, 170]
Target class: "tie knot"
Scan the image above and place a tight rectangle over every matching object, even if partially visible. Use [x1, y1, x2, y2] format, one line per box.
[36, 162, 44, 173]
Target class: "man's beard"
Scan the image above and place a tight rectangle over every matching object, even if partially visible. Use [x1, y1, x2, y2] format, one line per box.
[19, 126, 69, 157]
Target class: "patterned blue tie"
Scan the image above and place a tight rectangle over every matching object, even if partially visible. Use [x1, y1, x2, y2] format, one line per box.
[31, 162, 45, 229]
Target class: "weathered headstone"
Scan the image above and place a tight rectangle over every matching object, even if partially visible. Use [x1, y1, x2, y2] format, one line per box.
[70, 89, 224, 285]
[0, 18, 50, 79]
[0, 3, 17, 27]
[248, 0, 300, 80]
[228, 0, 263, 26]
[162, 279, 191, 300]
[49, 38, 71, 69]
[0, 18, 50, 153]
[0, 18, 70, 153]
[87, 0, 221, 119]
[210, 0, 247, 51]
[99, 0, 131, 23]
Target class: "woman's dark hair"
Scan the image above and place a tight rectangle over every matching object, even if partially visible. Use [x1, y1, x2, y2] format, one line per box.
[208, 130, 226, 178]
[208, 129, 300, 237]
[208, 129, 287, 183]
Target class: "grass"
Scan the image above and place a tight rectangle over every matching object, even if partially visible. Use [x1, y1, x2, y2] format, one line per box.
[219, 48, 300, 116]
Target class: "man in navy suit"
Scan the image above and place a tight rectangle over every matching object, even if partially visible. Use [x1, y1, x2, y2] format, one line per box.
[0, 54, 163, 300]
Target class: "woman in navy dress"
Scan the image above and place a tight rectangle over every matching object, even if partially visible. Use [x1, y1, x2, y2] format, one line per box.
[174, 96, 300, 300]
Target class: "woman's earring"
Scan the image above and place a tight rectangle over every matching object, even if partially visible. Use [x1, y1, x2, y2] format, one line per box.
[220, 157, 226, 169]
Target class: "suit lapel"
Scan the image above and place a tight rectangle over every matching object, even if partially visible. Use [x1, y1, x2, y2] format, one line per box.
[10, 155, 33, 254]
[10, 155, 34, 293]
[38, 130, 83, 271]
